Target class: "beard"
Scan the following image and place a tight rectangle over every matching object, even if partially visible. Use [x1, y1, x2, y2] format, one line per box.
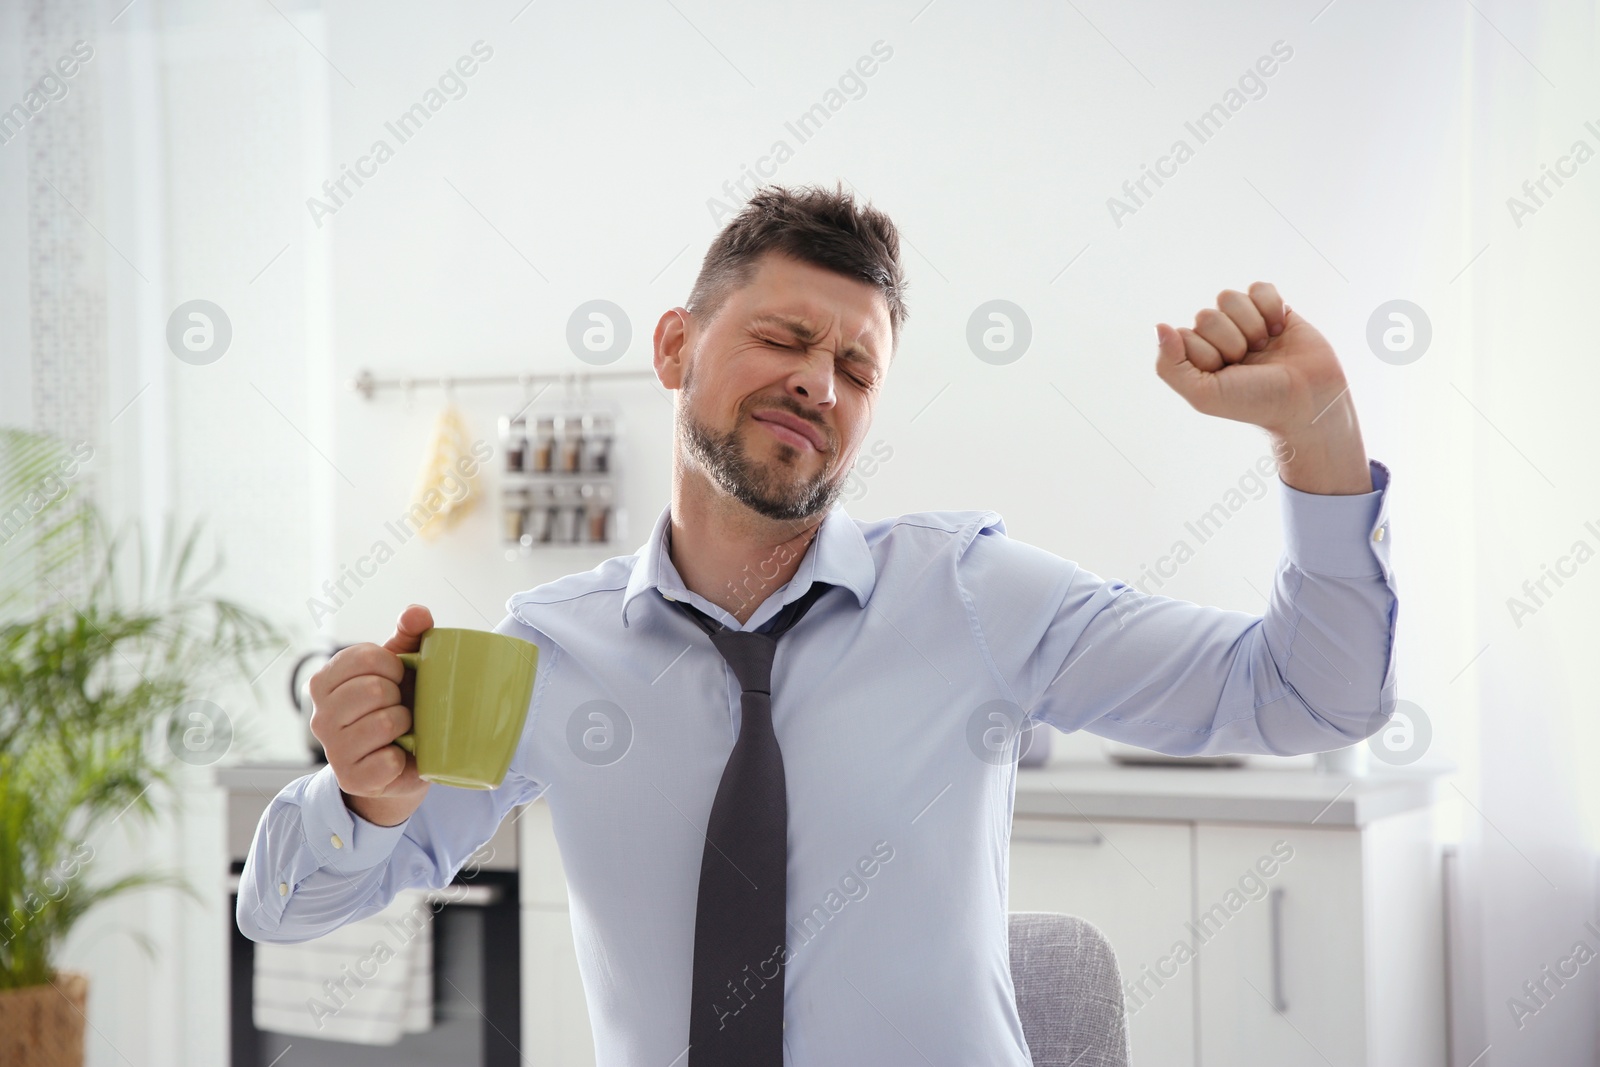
[676, 361, 845, 523]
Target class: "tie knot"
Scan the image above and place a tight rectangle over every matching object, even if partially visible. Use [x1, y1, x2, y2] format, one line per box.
[709, 629, 779, 695]
[665, 582, 834, 695]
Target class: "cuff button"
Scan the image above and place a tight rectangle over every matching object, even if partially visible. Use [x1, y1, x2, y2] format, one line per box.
[1373, 525, 1386, 542]
[330, 833, 344, 849]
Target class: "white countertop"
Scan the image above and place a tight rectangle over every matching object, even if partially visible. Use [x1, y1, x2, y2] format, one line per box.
[1015, 761, 1444, 827]
[215, 760, 323, 793]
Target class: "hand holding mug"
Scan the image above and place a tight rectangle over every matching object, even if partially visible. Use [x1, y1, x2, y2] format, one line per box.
[308, 604, 436, 827]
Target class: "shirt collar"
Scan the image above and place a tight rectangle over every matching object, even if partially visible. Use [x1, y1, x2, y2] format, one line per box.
[620, 502, 875, 629]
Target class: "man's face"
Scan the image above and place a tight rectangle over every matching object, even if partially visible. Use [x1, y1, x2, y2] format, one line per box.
[659, 252, 893, 524]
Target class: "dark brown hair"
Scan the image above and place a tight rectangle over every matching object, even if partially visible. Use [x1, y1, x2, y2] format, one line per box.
[686, 180, 908, 357]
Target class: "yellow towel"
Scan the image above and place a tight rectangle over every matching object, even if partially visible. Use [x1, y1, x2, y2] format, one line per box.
[409, 404, 481, 540]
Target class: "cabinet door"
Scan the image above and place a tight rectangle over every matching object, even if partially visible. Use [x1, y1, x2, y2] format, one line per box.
[520, 906, 596, 1066]
[1007, 817, 1195, 1067]
[519, 796, 568, 907]
[518, 795, 594, 1061]
[1194, 824, 1365, 1067]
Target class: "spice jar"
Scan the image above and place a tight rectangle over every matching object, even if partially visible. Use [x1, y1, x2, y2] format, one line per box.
[584, 413, 613, 473]
[532, 416, 556, 473]
[552, 484, 580, 542]
[558, 416, 584, 474]
[524, 484, 555, 543]
[502, 488, 526, 543]
[587, 483, 612, 542]
[500, 415, 526, 473]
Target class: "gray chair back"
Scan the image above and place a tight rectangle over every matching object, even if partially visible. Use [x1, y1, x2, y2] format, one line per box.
[1008, 911, 1130, 1067]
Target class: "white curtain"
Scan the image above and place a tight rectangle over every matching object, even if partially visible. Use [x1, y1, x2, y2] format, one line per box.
[1453, 5, 1600, 1065]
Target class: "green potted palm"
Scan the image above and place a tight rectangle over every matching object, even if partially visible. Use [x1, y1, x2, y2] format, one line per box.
[0, 428, 282, 1066]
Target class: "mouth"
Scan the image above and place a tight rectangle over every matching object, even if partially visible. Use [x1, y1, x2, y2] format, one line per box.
[751, 410, 826, 452]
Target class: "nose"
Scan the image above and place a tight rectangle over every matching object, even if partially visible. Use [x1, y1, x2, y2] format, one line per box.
[784, 346, 837, 409]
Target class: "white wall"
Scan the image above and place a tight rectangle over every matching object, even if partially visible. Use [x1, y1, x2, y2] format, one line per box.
[5, 0, 1597, 1063]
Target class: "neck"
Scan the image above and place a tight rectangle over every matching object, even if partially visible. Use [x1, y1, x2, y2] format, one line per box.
[668, 470, 825, 626]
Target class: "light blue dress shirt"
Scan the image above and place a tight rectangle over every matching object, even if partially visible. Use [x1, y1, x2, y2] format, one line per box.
[239, 459, 1397, 1065]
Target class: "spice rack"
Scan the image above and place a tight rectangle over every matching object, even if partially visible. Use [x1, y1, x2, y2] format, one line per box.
[498, 407, 623, 555]
[345, 367, 655, 559]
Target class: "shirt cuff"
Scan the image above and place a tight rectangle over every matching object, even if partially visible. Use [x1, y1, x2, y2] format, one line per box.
[298, 764, 410, 876]
[1278, 458, 1391, 578]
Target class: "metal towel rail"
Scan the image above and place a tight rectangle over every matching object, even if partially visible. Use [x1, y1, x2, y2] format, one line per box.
[225, 872, 502, 907]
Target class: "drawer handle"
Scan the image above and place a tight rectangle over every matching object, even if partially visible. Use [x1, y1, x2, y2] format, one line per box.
[225, 872, 502, 907]
[1269, 887, 1287, 1013]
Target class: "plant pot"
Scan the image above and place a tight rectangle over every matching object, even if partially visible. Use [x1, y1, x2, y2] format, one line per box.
[0, 971, 88, 1067]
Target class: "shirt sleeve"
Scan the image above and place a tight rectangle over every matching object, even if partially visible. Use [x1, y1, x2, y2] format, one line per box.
[959, 458, 1397, 757]
[235, 616, 551, 943]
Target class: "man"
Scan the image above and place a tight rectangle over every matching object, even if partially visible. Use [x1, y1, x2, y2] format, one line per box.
[239, 182, 1396, 1065]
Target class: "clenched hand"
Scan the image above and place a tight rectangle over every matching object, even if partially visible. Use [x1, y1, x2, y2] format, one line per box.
[1158, 286, 1369, 499]
[1155, 282, 1349, 438]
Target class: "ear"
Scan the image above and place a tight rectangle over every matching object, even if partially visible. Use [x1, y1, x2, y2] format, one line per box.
[654, 308, 691, 390]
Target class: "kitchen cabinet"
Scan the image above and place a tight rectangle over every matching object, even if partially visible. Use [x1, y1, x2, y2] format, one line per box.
[518, 797, 597, 1065]
[520, 908, 594, 1066]
[1193, 811, 1444, 1067]
[1007, 817, 1195, 1067]
[1190, 822, 1366, 1066]
[1005, 768, 1445, 1067]
[515, 764, 1445, 1066]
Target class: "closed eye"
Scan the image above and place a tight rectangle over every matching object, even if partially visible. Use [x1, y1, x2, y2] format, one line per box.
[760, 335, 873, 388]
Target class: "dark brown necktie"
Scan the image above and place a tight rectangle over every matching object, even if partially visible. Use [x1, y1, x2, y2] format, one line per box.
[667, 581, 834, 1064]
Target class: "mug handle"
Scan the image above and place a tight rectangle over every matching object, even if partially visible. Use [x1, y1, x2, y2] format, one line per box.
[393, 651, 421, 754]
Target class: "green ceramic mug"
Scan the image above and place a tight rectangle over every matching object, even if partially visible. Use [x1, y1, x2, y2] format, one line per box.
[392, 628, 538, 790]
